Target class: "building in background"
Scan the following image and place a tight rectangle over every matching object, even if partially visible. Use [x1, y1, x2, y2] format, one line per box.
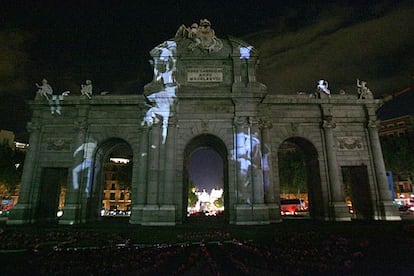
[101, 160, 132, 216]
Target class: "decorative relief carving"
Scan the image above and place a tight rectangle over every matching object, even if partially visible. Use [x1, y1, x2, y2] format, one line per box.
[201, 120, 209, 132]
[46, 138, 72, 151]
[337, 136, 363, 151]
[290, 123, 298, 134]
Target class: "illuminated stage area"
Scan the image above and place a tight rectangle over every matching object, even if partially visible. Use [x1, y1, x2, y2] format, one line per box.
[8, 19, 400, 226]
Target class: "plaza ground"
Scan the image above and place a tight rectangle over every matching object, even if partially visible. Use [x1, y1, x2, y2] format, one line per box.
[0, 217, 413, 275]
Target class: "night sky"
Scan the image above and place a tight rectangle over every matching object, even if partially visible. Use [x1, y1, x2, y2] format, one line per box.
[1, 0, 413, 139]
[189, 149, 223, 192]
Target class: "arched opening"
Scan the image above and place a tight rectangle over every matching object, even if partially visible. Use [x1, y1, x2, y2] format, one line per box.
[183, 134, 228, 224]
[341, 165, 373, 219]
[278, 137, 323, 219]
[87, 138, 133, 222]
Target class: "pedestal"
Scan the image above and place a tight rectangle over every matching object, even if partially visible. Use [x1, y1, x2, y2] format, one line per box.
[329, 202, 352, 221]
[234, 204, 270, 225]
[141, 205, 176, 226]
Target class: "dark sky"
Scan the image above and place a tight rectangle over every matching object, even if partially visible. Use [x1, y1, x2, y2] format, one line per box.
[189, 149, 223, 191]
[1, 1, 413, 138]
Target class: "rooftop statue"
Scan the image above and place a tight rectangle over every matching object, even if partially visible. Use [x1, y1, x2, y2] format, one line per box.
[175, 19, 223, 53]
[356, 79, 373, 99]
[316, 79, 331, 98]
[81, 80, 93, 99]
[36, 79, 53, 100]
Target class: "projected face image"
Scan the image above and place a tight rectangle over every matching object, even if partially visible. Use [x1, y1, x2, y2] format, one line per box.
[239, 46, 253, 60]
[72, 141, 97, 196]
[232, 131, 262, 204]
[152, 40, 177, 85]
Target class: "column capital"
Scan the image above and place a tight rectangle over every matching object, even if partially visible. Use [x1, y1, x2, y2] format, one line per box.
[367, 119, 380, 129]
[258, 118, 272, 130]
[322, 116, 336, 129]
[233, 116, 249, 128]
[26, 121, 40, 133]
[74, 119, 88, 131]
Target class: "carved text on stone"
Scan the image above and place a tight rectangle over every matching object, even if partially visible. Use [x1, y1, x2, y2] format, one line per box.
[187, 68, 223, 82]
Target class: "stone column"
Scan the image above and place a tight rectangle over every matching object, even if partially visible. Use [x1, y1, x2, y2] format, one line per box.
[60, 119, 87, 225]
[259, 119, 274, 203]
[147, 124, 161, 205]
[322, 116, 349, 221]
[367, 120, 401, 220]
[159, 117, 177, 225]
[7, 121, 41, 224]
[259, 119, 280, 222]
[162, 117, 176, 205]
[249, 120, 264, 205]
[233, 116, 250, 204]
[130, 128, 149, 224]
[142, 123, 161, 225]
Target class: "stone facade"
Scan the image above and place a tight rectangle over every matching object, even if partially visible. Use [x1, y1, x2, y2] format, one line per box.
[8, 21, 400, 225]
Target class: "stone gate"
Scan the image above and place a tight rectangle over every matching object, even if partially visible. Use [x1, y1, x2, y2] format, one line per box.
[8, 20, 400, 225]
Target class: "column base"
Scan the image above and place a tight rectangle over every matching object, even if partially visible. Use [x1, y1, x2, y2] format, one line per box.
[234, 204, 270, 225]
[329, 202, 352, 221]
[141, 205, 176, 226]
[377, 201, 401, 221]
[7, 203, 33, 225]
[129, 204, 144, 224]
[59, 204, 81, 225]
[267, 203, 282, 223]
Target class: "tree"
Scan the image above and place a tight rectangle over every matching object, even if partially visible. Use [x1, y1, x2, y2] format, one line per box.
[0, 143, 23, 195]
[381, 133, 414, 179]
[187, 181, 198, 208]
[278, 148, 307, 197]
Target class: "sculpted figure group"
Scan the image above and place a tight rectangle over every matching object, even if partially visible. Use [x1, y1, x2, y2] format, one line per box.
[175, 18, 223, 53]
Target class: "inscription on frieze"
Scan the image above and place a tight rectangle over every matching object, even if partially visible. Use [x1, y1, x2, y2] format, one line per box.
[187, 68, 223, 82]
[337, 136, 363, 151]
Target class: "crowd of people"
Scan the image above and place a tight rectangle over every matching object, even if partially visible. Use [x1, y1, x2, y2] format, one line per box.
[0, 226, 373, 275]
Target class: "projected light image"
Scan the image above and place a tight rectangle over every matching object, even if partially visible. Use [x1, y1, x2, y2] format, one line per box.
[142, 86, 176, 144]
[142, 40, 178, 144]
[232, 131, 263, 204]
[72, 140, 97, 196]
[239, 45, 253, 60]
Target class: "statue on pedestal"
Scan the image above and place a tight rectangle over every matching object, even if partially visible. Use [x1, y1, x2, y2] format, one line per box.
[81, 80, 93, 99]
[357, 79, 373, 99]
[316, 79, 331, 98]
[35, 79, 53, 100]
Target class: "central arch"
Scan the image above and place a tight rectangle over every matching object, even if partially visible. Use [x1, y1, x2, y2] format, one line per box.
[183, 134, 229, 224]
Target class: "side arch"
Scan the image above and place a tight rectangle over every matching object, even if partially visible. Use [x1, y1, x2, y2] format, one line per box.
[86, 138, 133, 222]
